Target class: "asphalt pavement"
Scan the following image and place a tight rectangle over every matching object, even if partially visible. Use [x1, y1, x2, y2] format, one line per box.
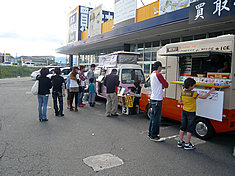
[0, 77, 234, 175]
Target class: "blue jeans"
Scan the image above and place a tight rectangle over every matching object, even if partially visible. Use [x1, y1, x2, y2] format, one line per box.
[78, 86, 85, 105]
[148, 100, 162, 138]
[38, 94, 49, 120]
[52, 91, 63, 115]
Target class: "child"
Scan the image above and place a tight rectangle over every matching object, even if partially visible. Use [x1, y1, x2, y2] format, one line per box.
[178, 78, 215, 150]
[89, 78, 96, 107]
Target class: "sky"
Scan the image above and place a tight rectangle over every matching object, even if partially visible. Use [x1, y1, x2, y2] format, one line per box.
[0, 0, 154, 59]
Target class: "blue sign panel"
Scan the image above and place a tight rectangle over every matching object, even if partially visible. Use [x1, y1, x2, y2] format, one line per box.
[189, 0, 235, 24]
[78, 6, 93, 41]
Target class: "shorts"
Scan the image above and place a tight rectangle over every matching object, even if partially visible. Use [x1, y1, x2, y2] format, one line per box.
[67, 89, 71, 100]
[180, 110, 196, 133]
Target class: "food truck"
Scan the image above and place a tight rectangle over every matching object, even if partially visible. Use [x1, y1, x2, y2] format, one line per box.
[96, 52, 145, 101]
[139, 35, 235, 139]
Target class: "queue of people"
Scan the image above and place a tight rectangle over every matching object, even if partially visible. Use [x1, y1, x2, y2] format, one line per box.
[36, 65, 97, 121]
[36, 61, 216, 150]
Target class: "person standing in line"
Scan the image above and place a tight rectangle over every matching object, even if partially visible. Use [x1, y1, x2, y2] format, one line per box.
[104, 69, 120, 117]
[37, 67, 52, 121]
[148, 61, 168, 142]
[178, 78, 215, 149]
[87, 64, 96, 103]
[51, 67, 65, 116]
[87, 64, 96, 86]
[88, 78, 96, 107]
[66, 67, 73, 109]
[69, 66, 80, 112]
[77, 65, 86, 107]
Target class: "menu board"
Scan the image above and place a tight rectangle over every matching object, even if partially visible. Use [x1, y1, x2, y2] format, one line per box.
[195, 88, 224, 122]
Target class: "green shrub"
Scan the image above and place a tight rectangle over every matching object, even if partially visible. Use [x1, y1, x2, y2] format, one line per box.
[0, 66, 41, 78]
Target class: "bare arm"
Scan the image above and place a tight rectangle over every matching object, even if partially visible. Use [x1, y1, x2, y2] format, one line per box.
[200, 87, 215, 99]
[217, 62, 228, 72]
[178, 98, 183, 104]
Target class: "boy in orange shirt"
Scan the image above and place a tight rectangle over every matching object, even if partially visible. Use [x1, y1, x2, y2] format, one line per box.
[178, 78, 215, 150]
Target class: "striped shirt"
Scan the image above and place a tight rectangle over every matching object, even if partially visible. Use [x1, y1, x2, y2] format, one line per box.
[180, 90, 200, 112]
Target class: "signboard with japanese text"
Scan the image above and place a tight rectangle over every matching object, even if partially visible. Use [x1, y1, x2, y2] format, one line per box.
[78, 6, 93, 41]
[159, 0, 191, 15]
[88, 4, 103, 38]
[194, 88, 224, 122]
[189, 0, 235, 24]
[114, 0, 137, 24]
[68, 11, 78, 43]
[165, 40, 233, 54]
[98, 54, 118, 66]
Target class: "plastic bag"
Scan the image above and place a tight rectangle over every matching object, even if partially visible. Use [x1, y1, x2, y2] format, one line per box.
[31, 80, 39, 95]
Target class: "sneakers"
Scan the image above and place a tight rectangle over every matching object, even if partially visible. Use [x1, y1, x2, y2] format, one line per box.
[107, 114, 111, 117]
[81, 103, 86, 106]
[111, 113, 118, 116]
[184, 142, 195, 150]
[77, 104, 84, 107]
[150, 135, 164, 142]
[177, 141, 185, 148]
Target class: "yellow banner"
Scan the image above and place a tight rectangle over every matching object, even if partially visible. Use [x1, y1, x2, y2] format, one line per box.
[125, 96, 133, 108]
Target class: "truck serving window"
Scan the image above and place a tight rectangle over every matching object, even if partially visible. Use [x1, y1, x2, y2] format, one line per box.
[121, 69, 145, 84]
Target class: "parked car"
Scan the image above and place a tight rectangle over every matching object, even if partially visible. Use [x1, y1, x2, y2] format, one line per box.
[47, 67, 70, 83]
[31, 69, 41, 80]
[23, 62, 35, 67]
[1, 62, 12, 66]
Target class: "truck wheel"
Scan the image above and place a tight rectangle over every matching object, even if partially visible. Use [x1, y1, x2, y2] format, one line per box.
[194, 118, 215, 140]
[145, 104, 151, 120]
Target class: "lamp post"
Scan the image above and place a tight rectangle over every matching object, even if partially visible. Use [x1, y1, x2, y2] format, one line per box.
[16, 53, 18, 65]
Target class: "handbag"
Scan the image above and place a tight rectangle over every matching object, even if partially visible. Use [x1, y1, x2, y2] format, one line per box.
[31, 80, 39, 95]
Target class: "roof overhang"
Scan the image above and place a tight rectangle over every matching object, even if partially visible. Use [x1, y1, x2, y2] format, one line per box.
[56, 7, 235, 55]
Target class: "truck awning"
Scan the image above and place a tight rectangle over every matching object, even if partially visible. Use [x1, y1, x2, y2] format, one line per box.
[159, 50, 232, 57]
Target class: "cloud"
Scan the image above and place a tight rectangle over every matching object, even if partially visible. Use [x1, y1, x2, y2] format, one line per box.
[0, 31, 65, 44]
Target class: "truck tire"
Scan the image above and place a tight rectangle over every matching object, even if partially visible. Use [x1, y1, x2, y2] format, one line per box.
[194, 118, 215, 140]
[145, 104, 151, 120]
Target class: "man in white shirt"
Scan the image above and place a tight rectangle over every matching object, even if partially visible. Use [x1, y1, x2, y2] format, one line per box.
[148, 61, 168, 142]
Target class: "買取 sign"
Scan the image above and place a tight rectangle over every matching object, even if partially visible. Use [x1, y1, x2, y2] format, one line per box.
[189, 0, 235, 24]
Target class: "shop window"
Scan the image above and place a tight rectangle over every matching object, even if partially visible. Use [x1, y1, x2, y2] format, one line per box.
[182, 36, 193, 42]
[144, 64, 150, 73]
[130, 44, 137, 52]
[153, 41, 160, 47]
[152, 52, 157, 61]
[138, 53, 143, 61]
[209, 31, 223, 38]
[162, 39, 170, 46]
[117, 46, 124, 52]
[138, 43, 144, 51]
[171, 38, 180, 43]
[145, 42, 151, 51]
[194, 34, 206, 40]
[144, 52, 151, 61]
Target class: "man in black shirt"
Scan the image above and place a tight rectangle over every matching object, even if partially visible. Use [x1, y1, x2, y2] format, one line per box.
[206, 54, 230, 73]
[51, 67, 65, 116]
[104, 69, 120, 117]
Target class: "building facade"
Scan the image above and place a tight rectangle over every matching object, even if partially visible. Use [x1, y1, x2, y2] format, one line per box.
[56, 0, 235, 73]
